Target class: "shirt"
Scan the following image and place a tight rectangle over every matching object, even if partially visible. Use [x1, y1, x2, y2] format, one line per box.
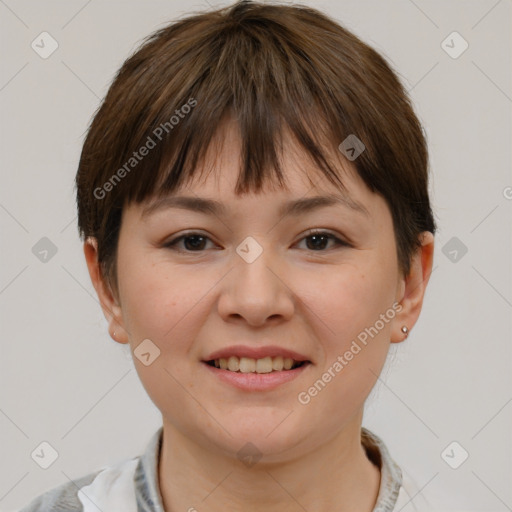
[18, 427, 431, 511]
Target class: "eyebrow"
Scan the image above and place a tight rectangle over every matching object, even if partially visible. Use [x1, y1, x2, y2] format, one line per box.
[141, 193, 370, 220]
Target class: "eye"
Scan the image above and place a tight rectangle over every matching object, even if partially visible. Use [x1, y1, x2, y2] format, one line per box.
[163, 229, 350, 253]
[163, 232, 216, 252]
[295, 229, 350, 251]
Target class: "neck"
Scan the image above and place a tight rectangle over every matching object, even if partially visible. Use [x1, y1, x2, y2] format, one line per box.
[158, 415, 381, 512]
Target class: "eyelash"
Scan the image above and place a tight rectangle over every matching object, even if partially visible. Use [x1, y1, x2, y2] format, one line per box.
[163, 229, 350, 253]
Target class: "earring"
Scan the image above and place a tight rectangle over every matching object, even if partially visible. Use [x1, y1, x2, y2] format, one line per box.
[113, 330, 117, 340]
[401, 326, 409, 339]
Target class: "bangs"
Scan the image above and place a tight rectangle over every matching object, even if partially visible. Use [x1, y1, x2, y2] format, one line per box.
[105, 14, 365, 208]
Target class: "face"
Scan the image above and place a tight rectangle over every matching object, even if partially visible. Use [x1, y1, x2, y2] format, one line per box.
[100, 118, 412, 461]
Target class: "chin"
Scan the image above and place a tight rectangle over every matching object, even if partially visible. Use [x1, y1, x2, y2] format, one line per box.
[203, 412, 309, 461]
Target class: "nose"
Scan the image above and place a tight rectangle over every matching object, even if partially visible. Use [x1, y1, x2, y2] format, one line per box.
[217, 241, 295, 327]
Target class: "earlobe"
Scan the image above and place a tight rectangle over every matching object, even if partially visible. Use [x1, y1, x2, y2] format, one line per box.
[83, 237, 129, 344]
[391, 231, 435, 343]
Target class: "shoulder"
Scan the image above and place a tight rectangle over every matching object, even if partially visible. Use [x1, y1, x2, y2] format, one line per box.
[17, 471, 99, 512]
[18, 456, 140, 512]
[394, 469, 433, 511]
[360, 427, 434, 512]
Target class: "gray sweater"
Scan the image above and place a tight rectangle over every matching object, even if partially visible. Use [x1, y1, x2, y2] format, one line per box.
[18, 427, 430, 511]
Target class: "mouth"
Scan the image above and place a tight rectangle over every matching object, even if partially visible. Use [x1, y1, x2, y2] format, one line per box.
[205, 356, 309, 373]
[202, 358, 311, 391]
[202, 345, 312, 391]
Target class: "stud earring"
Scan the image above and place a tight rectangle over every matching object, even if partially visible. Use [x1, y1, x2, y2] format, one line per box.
[401, 326, 409, 339]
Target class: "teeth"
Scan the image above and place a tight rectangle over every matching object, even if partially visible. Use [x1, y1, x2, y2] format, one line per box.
[212, 356, 304, 373]
[256, 356, 272, 373]
[239, 357, 256, 373]
[272, 356, 284, 371]
[227, 356, 240, 372]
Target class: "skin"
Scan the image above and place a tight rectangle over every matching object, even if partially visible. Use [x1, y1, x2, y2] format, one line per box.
[85, 116, 434, 512]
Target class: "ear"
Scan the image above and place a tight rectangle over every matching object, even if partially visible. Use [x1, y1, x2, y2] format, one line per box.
[83, 237, 129, 344]
[391, 231, 435, 343]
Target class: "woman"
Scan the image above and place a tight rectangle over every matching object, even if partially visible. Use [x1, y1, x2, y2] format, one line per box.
[20, 1, 436, 510]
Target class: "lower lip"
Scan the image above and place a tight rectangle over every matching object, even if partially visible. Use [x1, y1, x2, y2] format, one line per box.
[202, 362, 311, 391]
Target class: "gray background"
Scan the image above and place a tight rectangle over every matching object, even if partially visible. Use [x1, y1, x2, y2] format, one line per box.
[1, 0, 511, 510]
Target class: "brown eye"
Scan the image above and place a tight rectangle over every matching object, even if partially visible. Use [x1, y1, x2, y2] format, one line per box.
[163, 229, 350, 254]
[297, 230, 349, 251]
[164, 233, 214, 252]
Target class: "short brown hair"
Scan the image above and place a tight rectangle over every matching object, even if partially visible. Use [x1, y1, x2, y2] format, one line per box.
[75, 0, 436, 297]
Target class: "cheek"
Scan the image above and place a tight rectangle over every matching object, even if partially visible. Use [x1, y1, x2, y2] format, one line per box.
[300, 260, 395, 347]
[117, 260, 212, 418]
[308, 255, 397, 403]
[294, 266, 394, 428]
[118, 254, 211, 347]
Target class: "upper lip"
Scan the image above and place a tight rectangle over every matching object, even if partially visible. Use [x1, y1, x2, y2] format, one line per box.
[204, 345, 310, 362]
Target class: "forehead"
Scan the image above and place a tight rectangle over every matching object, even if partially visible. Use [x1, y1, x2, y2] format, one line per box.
[161, 115, 370, 204]
[125, 114, 386, 229]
